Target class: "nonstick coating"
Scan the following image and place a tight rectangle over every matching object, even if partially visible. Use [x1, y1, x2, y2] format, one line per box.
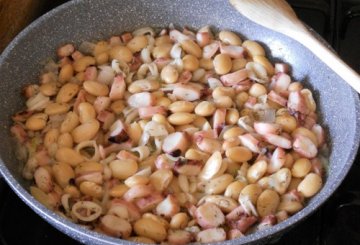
[0, 0, 359, 244]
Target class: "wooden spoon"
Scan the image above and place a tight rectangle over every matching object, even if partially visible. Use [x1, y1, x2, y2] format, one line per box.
[230, 0, 360, 93]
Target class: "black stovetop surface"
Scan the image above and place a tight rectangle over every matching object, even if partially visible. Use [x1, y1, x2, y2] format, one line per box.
[1, 0, 360, 244]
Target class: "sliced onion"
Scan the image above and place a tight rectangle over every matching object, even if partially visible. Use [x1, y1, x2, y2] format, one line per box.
[148, 63, 159, 78]
[71, 201, 102, 222]
[111, 59, 129, 76]
[170, 58, 184, 72]
[139, 132, 150, 146]
[246, 62, 269, 84]
[237, 116, 255, 133]
[131, 146, 150, 161]
[146, 35, 155, 51]
[141, 48, 152, 63]
[134, 166, 152, 177]
[61, 194, 71, 213]
[171, 43, 182, 59]
[137, 63, 159, 79]
[154, 136, 164, 153]
[239, 195, 258, 217]
[124, 108, 139, 124]
[26, 93, 50, 111]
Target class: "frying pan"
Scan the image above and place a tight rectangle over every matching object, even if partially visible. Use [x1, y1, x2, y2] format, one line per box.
[0, 0, 359, 244]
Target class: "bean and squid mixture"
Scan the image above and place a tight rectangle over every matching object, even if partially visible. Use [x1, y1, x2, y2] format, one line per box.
[11, 25, 328, 244]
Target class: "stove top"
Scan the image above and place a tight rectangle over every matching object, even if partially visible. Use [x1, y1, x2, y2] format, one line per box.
[1, 0, 360, 244]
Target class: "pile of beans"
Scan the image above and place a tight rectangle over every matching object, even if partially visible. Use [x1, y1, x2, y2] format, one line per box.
[11, 25, 327, 244]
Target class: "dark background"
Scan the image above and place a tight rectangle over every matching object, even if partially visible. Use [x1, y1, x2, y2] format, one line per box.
[1, 0, 360, 244]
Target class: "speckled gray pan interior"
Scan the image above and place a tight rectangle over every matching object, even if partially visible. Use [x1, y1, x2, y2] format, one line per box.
[0, 0, 359, 244]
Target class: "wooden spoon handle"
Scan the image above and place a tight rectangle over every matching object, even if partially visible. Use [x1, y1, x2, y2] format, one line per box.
[296, 30, 360, 93]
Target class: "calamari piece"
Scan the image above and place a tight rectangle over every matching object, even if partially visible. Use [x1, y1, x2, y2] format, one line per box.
[311, 157, 324, 177]
[156, 195, 180, 218]
[108, 119, 129, 144]
[228, 229, 244, 240]
[99, 142, 132, 159]
[71, 201, 102, 222]
[254, 122, 281, 135]
[270, 72, 291, 93]
[263, 133, 292, 149]
[196, 26, 213, 47]
[220, 69, 248, 86]
[233, 79, 253, 93]
[174, 159, 203, 176]
[239, 133, 261, 153]
[198, 195, 238, 213]
[123, 184, 154, 202]
[178, 70, 192, 83]
[288, 91, 309, 115]
[155, 154, 175, 170]
[274, 63, 290, 74]
[135, 193, 164, 212]
[162, 132, 190, 156]
[10, 124, 27, 143]
[110, 199, 141, 222]
[109, 75, 126, 100]
[311, 124, 325, 147]
[293, 134, 318, 158]
[195, 137, 222, 154]
[170, 29, 190, 43]
[127, 92, 155, 108]
[202, 42, 219, 59]
[268, 90, 287, 107]
[84, 66, 98, 81]
[97, 110, 115, 130]
[97, 66, 115, 85]
[138, 106, 167, 119]
[12, 110, 33, 122]
[130, 53, 143, 72]
[213, 108, 226, 137]
[173, 83, 202, 101]
[268, 147, 286, 174]
[257, 214, 277, 230]
[116, 150, 139, 162]
[220, 44, 245, 58]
